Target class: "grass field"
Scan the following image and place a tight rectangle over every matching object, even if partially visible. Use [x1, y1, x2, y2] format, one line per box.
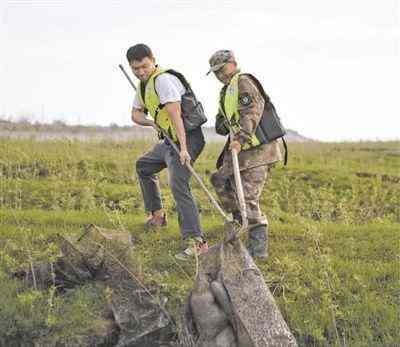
[0, 138, 399, 346]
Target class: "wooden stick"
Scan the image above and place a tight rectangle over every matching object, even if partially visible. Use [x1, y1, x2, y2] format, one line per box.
[231, 144, 248, 236]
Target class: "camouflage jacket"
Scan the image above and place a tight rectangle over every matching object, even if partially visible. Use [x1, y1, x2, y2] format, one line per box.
[216, 74, 282, 176]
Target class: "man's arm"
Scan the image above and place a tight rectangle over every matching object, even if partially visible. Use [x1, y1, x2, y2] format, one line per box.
[131, 88, 155, 127]
[230, 75, 265, 153]
[164, 102, 191, 165]
[131, 108, 155, 127]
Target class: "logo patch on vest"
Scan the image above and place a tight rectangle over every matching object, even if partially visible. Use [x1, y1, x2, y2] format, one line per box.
[239, 93, 252, 106]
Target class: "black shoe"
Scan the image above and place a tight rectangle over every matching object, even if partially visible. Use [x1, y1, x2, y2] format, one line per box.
[248, 224, 268, 261]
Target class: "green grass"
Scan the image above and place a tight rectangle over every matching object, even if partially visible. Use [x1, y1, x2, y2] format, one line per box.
[0, 138, 399, 346]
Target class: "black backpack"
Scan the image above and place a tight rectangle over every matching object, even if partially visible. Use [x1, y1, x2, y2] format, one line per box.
[140, 69, 207, 132]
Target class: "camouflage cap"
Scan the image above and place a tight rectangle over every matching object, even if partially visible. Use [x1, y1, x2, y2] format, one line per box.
[206, 50, 235, 75]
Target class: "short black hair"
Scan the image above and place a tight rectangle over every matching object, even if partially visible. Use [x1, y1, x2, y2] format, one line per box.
[126, 44, 154, 63]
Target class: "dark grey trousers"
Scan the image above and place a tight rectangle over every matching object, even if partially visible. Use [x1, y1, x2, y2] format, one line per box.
[135, 128, 205, 240]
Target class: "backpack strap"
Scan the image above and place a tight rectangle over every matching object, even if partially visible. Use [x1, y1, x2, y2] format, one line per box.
[139, 80, 149, 114]
[242, 73, 271, 103]
[164, 69, 193, 94]
[152, 69, 194, 112]
[219, 85, 228, 116]
[281, 137, 288, 166]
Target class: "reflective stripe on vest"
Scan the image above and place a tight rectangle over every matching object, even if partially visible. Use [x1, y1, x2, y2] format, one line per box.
[220, 72, 261, 150]
[138, 67, 178, 142]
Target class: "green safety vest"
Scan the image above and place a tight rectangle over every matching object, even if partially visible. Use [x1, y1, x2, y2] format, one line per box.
[138, 67, 178, 142]
[219, 72, 261, 150]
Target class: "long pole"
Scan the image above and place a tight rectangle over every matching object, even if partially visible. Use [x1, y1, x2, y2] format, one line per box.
[118, 64, 231, 224]
[230, 137, 248, 236]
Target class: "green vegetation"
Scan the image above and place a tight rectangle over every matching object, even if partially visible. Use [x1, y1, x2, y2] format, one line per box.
[0, 138, 399, 346]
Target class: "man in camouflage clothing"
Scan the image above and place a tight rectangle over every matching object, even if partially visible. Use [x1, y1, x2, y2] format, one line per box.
[207, 50, 282, 260]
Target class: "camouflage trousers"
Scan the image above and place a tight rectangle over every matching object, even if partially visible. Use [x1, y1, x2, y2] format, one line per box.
[210, 164, 269, 225]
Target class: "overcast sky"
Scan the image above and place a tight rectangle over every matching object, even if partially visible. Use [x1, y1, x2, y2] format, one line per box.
[1, 0, 399, 141]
